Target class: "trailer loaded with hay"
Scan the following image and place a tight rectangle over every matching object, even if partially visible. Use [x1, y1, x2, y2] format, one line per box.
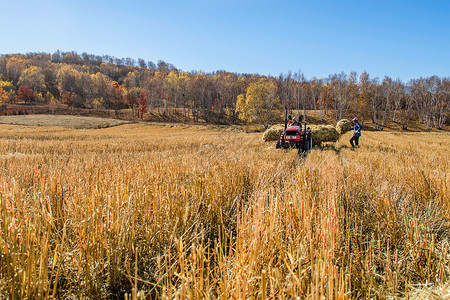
[265, 108, 342, 150]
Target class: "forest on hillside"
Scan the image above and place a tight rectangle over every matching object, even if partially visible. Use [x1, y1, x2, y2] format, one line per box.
[0, 51, 448, 129]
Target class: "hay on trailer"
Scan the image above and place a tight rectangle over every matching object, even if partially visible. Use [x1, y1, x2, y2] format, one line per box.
[263, 124, 284, 142]
[309, 125, 339, 146]
[263, 123, 339, 146]
[336, 119, 353, 134]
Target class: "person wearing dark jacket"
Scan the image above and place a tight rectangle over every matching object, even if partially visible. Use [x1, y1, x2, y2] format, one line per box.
[350, 117, 362, 148]
[305, 127, 312, 150]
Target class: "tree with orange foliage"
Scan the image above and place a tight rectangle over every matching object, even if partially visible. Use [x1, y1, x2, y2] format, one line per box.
[138, 90, 148, 119]
[62, 91, 77, 107]
[123, 87, 140, 117]
[0, 87, 8, 104]
[17, 85, 35, 103]
[110, 81, 124, 116]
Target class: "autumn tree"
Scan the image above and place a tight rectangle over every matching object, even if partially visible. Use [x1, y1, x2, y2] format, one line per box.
[375, 76, 394, 130]
[123, 87, 140, 117]
[318, 84, 332, 121]
[138, 89, 148, 119]
[17, 85, 35, 103]
[110, 81, 124, 116]
[166, 70, 182, 108]
[236, 78, 281, 128]
[61, 52, 83, 65]
[0, 57, 7, 79]
[329, 73, 346, 121]
[6, 57, 28, 84]
[0, 80, 14, 92]
[61, 91, 77, 107]
[124, 71, 138, 90]
[358, 71, 370, 122]
[348, 71, 359, 116]
[309, 78, 323, 118]
[99, 63, 120, 81]
[91, 72, 111, 109]
[0, 87, 7, 104]
[56, 65, 80, 95]
[56, 65, 90, 107]
[367, 78, 385, 130]
[18, 66, 46, 94]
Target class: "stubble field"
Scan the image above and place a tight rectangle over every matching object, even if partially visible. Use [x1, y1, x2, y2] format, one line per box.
[0, 122, 449, 299]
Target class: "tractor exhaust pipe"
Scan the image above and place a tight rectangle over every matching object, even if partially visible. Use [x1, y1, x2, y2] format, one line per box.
[284, 107, 288, 131]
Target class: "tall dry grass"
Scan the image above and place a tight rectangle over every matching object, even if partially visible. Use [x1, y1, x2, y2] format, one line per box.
[0, 124, 449, 299]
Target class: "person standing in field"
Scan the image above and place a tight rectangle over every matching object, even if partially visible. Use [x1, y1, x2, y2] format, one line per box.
[305, 126, 312, 150]
[350, 117, 362, 148]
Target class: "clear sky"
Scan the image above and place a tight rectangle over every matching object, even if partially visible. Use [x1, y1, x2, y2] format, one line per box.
[2, 0, 449, 81]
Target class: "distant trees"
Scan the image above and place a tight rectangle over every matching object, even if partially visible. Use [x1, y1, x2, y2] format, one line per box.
[0, 51, 447, 129]
[410, 76, 449, 130]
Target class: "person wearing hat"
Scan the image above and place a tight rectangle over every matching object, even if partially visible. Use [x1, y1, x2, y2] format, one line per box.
[350, 117, 362, 148]
[291, 116, 301, 126]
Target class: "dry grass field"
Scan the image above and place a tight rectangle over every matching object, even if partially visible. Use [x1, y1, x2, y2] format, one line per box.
[0, 122, 449, 299]
[0, 115, 131, 129]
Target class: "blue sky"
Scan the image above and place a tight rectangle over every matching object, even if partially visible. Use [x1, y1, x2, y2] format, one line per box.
[1, 0, 449, 81]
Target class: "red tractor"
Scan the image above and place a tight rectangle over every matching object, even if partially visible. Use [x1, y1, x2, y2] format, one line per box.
[276, 108, 312, 152]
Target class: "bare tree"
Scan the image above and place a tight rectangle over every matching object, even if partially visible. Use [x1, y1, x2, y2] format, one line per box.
[432, 77, 449, 129]
[329, 72, 349, 121]
[399, 82, 414, 130]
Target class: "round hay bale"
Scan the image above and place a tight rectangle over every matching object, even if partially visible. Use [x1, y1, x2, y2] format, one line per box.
[263, 124, 284, 142]
[336, 119, 353, 134]
[309, 125, 339, 146]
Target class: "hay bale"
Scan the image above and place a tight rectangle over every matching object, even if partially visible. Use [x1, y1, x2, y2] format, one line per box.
[309, 125, 339, 146]
[263, 124, 284, 142]
[336, 119, 353, 134]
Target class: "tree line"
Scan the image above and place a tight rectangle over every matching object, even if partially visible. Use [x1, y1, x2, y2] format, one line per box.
[0, 51, 448, 129]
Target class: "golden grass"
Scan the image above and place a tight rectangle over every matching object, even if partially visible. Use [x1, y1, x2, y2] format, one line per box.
[0, 114, 131, 129]
[0, 123, 449, 299]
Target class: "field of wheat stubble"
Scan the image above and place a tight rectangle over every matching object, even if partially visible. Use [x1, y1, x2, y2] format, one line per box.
[0, 123, 449, 299]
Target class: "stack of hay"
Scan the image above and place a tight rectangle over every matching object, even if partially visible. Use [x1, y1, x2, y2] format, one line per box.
[309, 125, 339, 146]
[262, 124, 284, 142]
[336, 119, 353, 134]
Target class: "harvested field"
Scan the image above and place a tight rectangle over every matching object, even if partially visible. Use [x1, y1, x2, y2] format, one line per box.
[0, 114, 131, 129]
[0, 123, 449, 299]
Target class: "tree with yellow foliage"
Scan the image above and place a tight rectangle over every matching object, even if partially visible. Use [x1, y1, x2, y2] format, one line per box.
[236, 78, 280, 128]
[0, 87, 8, 104]
[18, 66, 46, 94]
